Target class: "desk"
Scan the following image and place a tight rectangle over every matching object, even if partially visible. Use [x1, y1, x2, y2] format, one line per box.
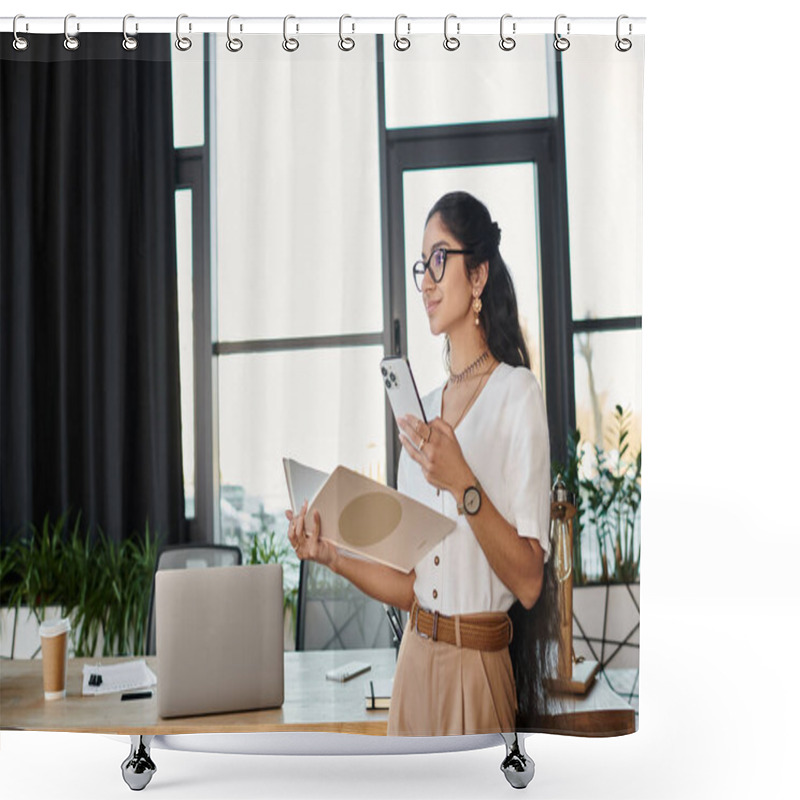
[1, 649, 634, 737]
[2, 650, 634, 791]
[1, 650, 392, 736]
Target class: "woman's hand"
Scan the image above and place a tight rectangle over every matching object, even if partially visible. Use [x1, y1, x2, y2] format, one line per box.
[285, 500, 339, 570]
[397, 415, 475, 499]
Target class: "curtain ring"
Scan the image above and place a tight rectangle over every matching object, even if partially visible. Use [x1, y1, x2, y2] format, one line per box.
[12, 15, 29, 51]
[64, 13, 80, 51]
[175, 14, 192, 51]
[226, 15, 243, 52]
[394, 14, 411, 51]
[499, 14, 516, 51]
[553, 14, 570, 51]
[443, 14, 460, 51]
[282, 15, 299, 52]
[122, 15, 138, 51]
[615, 15, 633, 52]
[338, 14, 355, 51]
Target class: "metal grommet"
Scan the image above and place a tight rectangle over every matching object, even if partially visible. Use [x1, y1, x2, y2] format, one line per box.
[122, 14, 138, 51]
[338, 14, 355, 51]
[282, 15, 299, 52]
[394, 14, 411, 51]
[499, 13, 516, 51]
[63, 13, 80, 51]
[615, 14, 633, 52]
[553, 14, 570, 52]
[12, 15, 29, 51]
[226, 15, 243, 52]
[443, 13, 460, 51]
[175, 13, 192, 51]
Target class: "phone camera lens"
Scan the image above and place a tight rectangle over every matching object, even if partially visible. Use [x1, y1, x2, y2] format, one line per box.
[390, 372, 396, 382]
[381, 367, 387, 376]
[385, 378, 391, 389]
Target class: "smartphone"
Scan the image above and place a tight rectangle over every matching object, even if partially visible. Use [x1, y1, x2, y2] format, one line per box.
[380, 356, 427, 435]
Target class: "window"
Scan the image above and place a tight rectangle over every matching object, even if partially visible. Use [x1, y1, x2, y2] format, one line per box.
[562, 36, 644, 580]
[175, 34, 640, 565]
[562, 36, 642, 451]
[172, 40, 209, 528]
[213, 35, 383, 548]
[175, 189, 196, 518]
[384, 34, 551, 128]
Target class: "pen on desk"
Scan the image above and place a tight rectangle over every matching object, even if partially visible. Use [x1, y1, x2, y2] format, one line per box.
[121, 691, 153, 701]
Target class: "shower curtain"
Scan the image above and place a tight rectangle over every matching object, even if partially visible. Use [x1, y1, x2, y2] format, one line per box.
[0, 17, 644, 743]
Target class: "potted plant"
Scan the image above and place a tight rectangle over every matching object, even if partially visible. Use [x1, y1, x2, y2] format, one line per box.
[551, 405, 641, 670]
[0, 512, 159, 659]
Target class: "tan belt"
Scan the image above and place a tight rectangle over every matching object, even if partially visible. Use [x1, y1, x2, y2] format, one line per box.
[409, 599, 512, 652]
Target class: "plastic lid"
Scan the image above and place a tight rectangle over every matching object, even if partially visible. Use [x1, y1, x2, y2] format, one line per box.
[39, 618, 71, 638]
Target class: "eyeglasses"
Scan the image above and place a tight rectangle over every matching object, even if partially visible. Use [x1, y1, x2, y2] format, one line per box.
[411, 247, 474, 292]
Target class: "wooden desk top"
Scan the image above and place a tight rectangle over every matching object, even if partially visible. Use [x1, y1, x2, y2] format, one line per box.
[1, 650, 634, 737]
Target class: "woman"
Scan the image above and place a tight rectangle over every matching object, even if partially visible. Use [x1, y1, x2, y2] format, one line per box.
[287, 191, 558, 735]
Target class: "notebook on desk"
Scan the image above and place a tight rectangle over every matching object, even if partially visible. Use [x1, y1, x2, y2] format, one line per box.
[155, 563, 284, 719]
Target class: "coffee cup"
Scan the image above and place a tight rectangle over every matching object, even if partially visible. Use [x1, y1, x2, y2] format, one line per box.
[39, 618, 71, 700]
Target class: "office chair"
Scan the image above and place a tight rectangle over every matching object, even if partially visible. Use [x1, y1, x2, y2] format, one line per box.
[295, 559, 396, 651]
[145, 543, 242, 655]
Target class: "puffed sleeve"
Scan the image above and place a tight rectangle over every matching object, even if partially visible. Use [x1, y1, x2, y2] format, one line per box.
[502, 372, 551, 563]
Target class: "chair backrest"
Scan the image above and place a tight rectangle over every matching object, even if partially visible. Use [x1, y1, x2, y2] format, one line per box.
[295, 559, 394, 651]
[145, 544, 242, 655]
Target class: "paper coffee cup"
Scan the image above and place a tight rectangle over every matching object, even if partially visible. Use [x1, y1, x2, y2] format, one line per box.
[40, 618, 71, 700]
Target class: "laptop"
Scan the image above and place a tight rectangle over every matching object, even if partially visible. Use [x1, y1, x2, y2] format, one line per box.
[155, 563, 284, 718]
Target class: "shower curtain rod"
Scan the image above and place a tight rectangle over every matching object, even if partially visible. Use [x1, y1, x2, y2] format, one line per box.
[1, 15, 646, 37]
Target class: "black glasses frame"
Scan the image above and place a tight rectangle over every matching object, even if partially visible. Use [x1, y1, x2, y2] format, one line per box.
[411, 247, 474, 292]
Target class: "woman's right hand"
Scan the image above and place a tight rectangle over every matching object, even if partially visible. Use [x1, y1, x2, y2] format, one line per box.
[285, 500, 339, 571]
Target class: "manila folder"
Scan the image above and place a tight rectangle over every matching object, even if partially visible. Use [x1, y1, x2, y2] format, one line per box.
[283, 458, 455, 574]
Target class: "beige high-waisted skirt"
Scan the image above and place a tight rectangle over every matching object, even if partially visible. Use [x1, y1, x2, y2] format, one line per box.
[386, 615, 517, 736]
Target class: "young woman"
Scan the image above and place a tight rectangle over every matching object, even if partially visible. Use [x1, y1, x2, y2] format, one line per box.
[287, 191, 558, 735]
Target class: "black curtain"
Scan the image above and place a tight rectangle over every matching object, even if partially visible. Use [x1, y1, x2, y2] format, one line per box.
[0, 34, 185, 545]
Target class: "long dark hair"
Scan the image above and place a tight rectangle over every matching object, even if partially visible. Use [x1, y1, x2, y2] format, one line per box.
[427, 190, 560, 729]
[426, 191, 531, 374]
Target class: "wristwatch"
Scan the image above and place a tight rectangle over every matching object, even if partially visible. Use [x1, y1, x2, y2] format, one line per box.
[458, 480, 482, 516]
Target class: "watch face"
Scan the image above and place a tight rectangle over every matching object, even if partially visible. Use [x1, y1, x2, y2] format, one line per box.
[464, 486, 481, 515]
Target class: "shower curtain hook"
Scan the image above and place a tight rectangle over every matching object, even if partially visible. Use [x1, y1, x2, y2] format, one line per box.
[282, 15, 299, 52]
[122, 15, 138, 51]
[553, 14, 570, 51]
[175, 14, 192, 51]
[12, 15, 29, 51]
[226, 15, 243, 52]
[64, 13, 80, 51]
[443, 14, 460, 51]
[499, 14, 516, 51]
[394, 14, 411, 51]
[615, 15, 633, 52]
[338, 14, 355, 51]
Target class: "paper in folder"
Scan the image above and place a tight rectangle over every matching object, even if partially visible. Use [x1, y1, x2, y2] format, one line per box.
[283, 458, 455, 574]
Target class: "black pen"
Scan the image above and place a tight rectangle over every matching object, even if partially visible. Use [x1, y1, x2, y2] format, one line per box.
[121, 691, 153, 701]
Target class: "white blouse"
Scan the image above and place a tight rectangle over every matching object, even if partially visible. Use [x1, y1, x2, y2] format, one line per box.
[398, 362, 551, 616]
